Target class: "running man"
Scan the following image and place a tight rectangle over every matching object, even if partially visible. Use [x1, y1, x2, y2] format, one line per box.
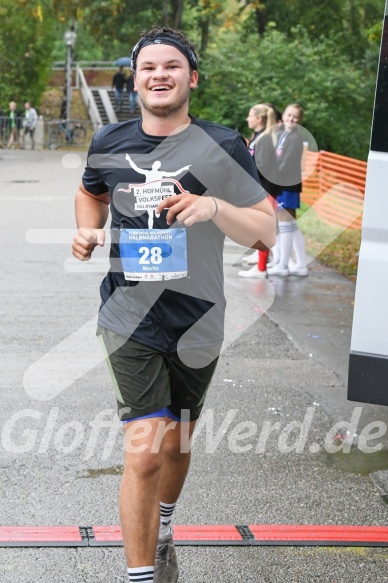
[72, 26, 276, 583]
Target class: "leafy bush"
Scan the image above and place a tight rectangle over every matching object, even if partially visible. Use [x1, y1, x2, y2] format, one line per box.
[0, 0, 56, 110]
[191, 26, 379, 160]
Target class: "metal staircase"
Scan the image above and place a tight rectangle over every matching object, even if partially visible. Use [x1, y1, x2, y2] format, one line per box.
[90, 88, 141, 125]
[74, 66, 143, 130]
[91, 89, 110, 125]
[107, 89, 141, 123]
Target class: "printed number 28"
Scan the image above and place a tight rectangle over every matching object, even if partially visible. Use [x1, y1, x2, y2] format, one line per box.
[139, 246, 163, 265]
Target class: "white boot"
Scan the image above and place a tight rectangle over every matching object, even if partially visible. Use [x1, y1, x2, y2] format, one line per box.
[238, 265, 267, 278]
[241, 250, 259, 264]
[289, 228, 308, 276]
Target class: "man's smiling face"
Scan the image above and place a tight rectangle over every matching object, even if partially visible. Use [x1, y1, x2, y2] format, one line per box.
[134, 44, 198, 117]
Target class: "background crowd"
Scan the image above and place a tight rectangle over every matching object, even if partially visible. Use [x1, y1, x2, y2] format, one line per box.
[238, 102, 308, 279]
[1, 100, 38, 150]
[112, 66, 138, 113]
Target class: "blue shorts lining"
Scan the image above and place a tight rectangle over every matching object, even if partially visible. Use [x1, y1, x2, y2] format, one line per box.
[277, 190, 300, 210]
[121, 407, 181, 425]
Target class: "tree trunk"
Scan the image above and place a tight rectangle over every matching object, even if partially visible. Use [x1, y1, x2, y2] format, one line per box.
[162, 0, 169, 26]
[200, 17, 210, 54]
[255, 7, 266, 36]
[173, 0, 184, 29]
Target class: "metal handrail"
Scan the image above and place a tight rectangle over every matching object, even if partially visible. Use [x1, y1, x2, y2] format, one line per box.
[53, 61, 121, 69]
[76, 65, 103, 131]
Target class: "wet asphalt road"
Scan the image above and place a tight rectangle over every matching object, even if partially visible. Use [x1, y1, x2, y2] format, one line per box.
[0, 150, 388, 583]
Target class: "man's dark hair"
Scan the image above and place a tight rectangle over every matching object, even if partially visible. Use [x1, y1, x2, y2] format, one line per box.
[140, 25, 196, 56]
[131, 25, 198, 72]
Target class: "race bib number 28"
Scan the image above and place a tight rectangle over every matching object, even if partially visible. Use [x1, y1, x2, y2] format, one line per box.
[119, 228, 188, 281]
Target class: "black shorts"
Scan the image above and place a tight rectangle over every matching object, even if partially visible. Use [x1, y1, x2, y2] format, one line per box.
[98, 327, 220, 422]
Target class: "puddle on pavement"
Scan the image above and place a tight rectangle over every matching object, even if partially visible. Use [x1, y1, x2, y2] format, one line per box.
[319, 447, 388, 475]
[80, 465, 123, 479]
[80, 451, 388, 478]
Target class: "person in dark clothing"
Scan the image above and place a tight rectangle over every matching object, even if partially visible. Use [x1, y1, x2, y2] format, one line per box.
[112, 66, 127, 111]
[6, 101, 22, 149]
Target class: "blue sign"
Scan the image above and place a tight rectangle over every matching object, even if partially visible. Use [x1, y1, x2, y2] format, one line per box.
[119, 228, 188, 281]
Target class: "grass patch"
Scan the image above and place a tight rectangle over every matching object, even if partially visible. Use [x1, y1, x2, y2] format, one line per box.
[298, 202, 361, 282]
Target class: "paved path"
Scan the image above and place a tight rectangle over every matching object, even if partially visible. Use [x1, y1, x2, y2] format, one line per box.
[0, 150, 387, 582]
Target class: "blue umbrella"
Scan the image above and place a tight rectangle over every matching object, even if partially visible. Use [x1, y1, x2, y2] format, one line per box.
[115, 57, 131, 67]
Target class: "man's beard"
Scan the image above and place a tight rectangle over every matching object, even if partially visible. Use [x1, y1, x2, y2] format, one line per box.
[139, 86, 191, 118]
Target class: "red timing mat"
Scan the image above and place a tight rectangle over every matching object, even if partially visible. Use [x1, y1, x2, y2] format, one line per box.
[1, 524, 388, 547]
[0, 526, 85, 546]
[249, 524, 388, 544]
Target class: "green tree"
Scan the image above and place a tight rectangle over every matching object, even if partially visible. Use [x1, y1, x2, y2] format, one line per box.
[0, 0, 56, 109]
[1, 0, 383, 161]
[51, 0, 192, 58]
[241, 0, 384, 61]
[191, 26, 379, 160]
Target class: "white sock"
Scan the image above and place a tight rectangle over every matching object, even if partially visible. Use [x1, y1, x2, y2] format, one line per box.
[278, 221, 296, 268]
[292, 227, 307, 267]
[128, 566, 154, 582]
[159, 501, 176, 537]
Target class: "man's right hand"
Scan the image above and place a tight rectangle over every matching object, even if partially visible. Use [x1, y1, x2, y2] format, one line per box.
[72, 228, 105, 261]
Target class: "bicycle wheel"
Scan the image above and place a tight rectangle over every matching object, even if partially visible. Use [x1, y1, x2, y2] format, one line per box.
[48, 126, 65, 149]
[72, 125, 87, 144]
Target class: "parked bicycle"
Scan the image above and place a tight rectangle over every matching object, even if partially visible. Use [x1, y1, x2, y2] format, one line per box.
[47, 119, 87, 149]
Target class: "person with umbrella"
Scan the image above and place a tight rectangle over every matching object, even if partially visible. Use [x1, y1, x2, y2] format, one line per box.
[112, 65, 127, 112]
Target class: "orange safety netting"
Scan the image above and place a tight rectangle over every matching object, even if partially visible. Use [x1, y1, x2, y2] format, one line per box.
[302, 150, 367, 230]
